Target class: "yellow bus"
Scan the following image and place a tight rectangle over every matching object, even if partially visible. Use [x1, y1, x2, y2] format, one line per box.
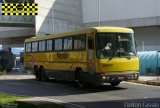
[24, 27, 139, 87]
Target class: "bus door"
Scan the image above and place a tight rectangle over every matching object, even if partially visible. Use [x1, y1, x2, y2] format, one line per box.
[87, 32, 96, 74]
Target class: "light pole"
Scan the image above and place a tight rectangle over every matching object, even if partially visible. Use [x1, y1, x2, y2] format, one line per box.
[52, 0, 55, 33]
[157, 51, 160, 81]
[98, 0, 101, 26]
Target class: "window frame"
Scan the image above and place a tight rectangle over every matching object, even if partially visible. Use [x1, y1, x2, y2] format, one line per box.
[25, 34, 86, 53]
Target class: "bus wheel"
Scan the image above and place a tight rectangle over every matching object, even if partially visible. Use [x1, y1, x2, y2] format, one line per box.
[76, 71, 86, 88]
[110, 82, 120, 87]
[35, 68, 41, 81]
[40, 68, 49, 82]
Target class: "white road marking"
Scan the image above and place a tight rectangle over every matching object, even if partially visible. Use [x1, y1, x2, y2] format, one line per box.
[144, 97, 148, 99]
[123, 81, 160, 88]
[5, 83, 26, 86]
[34, 97, 86, 108]
[122, 81, 145, 86]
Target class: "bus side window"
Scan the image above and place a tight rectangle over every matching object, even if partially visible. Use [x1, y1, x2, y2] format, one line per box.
[26, 43, 31, 53]
[74, 36, 85, 50]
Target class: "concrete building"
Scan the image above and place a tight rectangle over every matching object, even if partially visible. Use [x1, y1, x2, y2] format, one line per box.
[36, 0, 160, 51]
[82, 0, 160, 51]
[0, 0, 159, 52]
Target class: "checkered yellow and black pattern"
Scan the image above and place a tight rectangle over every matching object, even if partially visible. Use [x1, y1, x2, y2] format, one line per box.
[1, 3, 38, 16]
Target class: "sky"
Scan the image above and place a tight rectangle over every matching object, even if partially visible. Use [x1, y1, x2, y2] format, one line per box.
[11, 48, 24, 55]
[0, 45, 24, 55]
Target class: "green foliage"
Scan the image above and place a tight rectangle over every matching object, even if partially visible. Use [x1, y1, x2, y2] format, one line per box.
[0, 93, 24, 104]
[0, 70, 6, 76]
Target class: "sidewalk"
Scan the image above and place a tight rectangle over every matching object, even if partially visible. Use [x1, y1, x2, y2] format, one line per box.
[128, 76, 160, 86]
[0, 69, 35, 80]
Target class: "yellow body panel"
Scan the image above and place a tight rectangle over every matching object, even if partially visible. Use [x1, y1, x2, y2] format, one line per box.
[24, 51, 88, 72]
[96, 57, 139, 74]
[92, 27, 134, 33]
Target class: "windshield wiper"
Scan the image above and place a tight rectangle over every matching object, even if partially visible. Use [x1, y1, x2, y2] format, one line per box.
[117, 49, 132, 60]
[126, 56, 131, 60]
[108, 50, 115, 61]
[121, 52, 132, 60]
[125, 53, 132, 60]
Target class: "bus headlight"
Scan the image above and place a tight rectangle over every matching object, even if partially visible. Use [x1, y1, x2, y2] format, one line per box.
[134, 73, 138, 78]
[102, 76, 106, 80]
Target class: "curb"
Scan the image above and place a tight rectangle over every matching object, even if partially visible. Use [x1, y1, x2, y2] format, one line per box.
[146, 81, 160, 86]
[16, 99, 66, 108]
[127, 80, 160, 86]
[16, 98, 82, 108]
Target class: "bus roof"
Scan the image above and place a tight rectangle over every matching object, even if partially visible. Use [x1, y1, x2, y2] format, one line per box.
[25, 26, 133, 42]
[93, 27, 133, 33]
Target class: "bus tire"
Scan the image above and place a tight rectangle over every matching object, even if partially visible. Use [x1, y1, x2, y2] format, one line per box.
[110, 82, 120, 87]
[76, 70, 86, 88]
[40, 68, 49, 82]
[35, 68, 41, 81]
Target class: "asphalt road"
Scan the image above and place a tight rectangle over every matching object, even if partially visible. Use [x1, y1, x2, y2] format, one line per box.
[0, 73, 160, 108]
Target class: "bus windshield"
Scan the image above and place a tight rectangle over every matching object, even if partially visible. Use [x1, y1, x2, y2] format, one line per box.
[96, 33, 136, 58]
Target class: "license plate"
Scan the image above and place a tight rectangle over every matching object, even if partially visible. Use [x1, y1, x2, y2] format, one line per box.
[118, 76, 124, 80]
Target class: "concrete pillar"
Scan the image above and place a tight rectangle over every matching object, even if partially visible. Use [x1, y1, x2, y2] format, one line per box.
[35, 0, 83, 36]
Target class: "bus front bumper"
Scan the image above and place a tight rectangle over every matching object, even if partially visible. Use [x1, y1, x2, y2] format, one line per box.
[98, 73, 139, 83]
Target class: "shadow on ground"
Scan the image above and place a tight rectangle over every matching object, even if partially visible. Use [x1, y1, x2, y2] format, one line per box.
[0, 78, 127, 97]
